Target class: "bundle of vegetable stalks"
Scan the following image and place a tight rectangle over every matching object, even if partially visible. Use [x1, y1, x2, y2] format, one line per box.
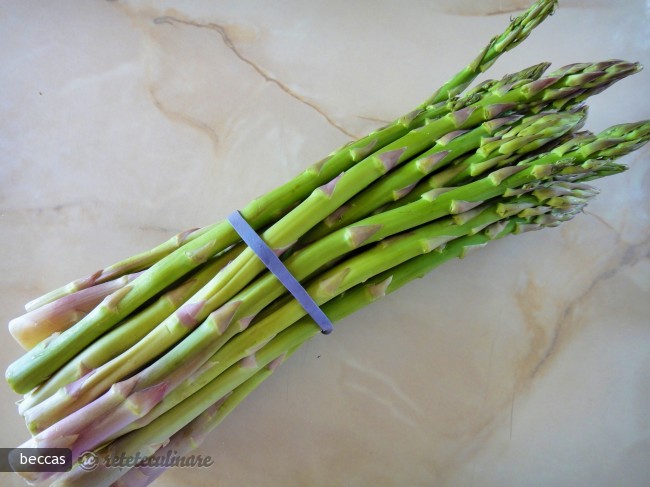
[5, 0, 649, 485]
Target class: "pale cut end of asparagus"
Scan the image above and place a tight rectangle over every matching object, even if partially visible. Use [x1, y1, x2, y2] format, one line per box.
[10, 272, 143, 351]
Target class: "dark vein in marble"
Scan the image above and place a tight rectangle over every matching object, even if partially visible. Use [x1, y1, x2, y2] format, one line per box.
[153, 16, 356, 139]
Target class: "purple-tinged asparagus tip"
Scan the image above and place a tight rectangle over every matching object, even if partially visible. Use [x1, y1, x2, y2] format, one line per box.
[101, 285, 133, 313]
[377, 147, 407, 172]
[83, 269, 105, 287]
[450, 200, 485, 214]
[324, 205, 350, 227]
[24, 268, 106, 312]
[523, 76, 561, 97]
[422, 235, 457, 253]
[317, 267, 351, 299]
[272, 241, 295, 257]
[484, 220, 509, 240]
[237, 314, 256, 331]
[267, 353, 286, 372]
[205, 300, 242, 335]
[175, 300, 206, 329]
[346, 224, 383, 248]
[128, 383, 168, 413]
[319, 172, 344, 197]
[367, 276, 393, 300]
[488, 165, 527, 185]
[240, 354, 258, 369]
[64, 368, 96, 398]
[393, 183, 418, 200]
[350, 139, 378, 161]
[485, 103, 518, 119]
[184, 240, 217, 264]
[450, 106, 477, 127]
[416, 150, 450, 174]
[175, 227, 201, 246]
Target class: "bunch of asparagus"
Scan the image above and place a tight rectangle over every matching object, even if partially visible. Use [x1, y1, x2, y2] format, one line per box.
[5, 1, 649, 485]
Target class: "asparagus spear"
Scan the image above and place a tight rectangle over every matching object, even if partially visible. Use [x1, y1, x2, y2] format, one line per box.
[103, 119, 647, 443]
[4, 0, 565, 395]
[23, 178, 592, 466]
[19, 108, 585, 433]
[302, 109, 585, 242]
[10, 272, 143, 351]
[23, 227, 212, 312]
[424, 0, 558, 104]
[24, 111, 647, 439]
[22, 0, 558, 318]
[393, 116, 649, 207]
[49, 183, 584, 487]
[27, 112, 650, 482]
[18, 246, 244, 418]
[117, 200, 598, 487]
[7, 58, 636, 398]
[6, 3, 648, 486]
[110, 361, 287, 487]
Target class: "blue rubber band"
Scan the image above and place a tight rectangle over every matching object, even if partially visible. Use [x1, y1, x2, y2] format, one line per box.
[227, 211, 333, 334]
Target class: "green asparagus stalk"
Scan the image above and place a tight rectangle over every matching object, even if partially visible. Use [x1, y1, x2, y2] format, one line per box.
[391, 118, 649, 207]
[21, 0, 557, 319]
[26, 109, 648, 480]
[23, 227, 212, 312]
[117, 196, 597, 487]
[112, 119, 646, 440]
[111, 354, 292, 487]
[18, 246, 244, 418]
[302, 109, 585, 242]
[24, 179, 593, 468]
[10, 272, 143, 350]
[424, 0, 558, 104]
[24, 113, 646, 438]
[9, 58, 636, 403]
[123, 189, 595, 438]
[20, 118, 539, 431]
[6, 3, 650, 487]
[4, 1, 567, 395]
[50, 185, 583, 487]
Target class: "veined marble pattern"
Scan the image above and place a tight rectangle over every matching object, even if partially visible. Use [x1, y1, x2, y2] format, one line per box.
[1, 1, 649, 486]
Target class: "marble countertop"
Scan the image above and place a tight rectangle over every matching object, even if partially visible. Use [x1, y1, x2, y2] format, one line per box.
[1, 1, 649, 486]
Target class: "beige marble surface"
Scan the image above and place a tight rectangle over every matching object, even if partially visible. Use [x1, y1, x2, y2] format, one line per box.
[1, 1, 649, 486]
